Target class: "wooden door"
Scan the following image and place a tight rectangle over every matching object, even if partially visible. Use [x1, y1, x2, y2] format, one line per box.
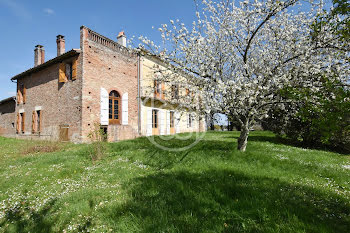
[59, 125, 69, 141]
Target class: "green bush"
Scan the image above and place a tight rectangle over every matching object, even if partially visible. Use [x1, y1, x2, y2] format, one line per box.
[262, 77, 350, 152]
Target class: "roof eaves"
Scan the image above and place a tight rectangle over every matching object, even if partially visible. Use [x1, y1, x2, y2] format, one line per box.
[0, 96, 16, 105]
[11, 49, 81, 81]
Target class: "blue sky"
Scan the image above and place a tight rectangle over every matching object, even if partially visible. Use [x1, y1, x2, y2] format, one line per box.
[0, 0, 198, 100]
[0, 0, 332, 101]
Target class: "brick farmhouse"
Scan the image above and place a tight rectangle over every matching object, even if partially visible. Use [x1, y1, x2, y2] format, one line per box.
[0, 26, 206, 143]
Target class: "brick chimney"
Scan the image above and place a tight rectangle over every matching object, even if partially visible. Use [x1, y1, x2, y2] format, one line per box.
[117, 31, 126, 47]
[56, 35, 65, 56]
[34, 45, 45, 67]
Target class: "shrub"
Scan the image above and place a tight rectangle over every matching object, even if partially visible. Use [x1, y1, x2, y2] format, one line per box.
[262, 77, 350, 152]
[87, 123, 107, 161]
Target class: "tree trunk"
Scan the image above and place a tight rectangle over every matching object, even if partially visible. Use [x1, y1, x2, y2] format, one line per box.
[237, 120, 250, 152]
[208, 112, 215, 130]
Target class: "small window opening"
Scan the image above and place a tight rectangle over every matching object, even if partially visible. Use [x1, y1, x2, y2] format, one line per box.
[36, 110, 41, 133]
[66, 63, 73, 80]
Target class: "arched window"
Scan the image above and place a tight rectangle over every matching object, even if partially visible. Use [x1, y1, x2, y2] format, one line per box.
[109, 90, 121, 124]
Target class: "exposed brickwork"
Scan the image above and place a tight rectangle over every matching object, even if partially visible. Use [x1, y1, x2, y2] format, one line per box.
[0, 98, 16, 136]
[3, 26, 206, 143]
[15, 54, 83, 142]
[80, 27, 139, 142]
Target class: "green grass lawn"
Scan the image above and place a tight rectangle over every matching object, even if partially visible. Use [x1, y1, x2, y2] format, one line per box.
[0, 131, 349, 232]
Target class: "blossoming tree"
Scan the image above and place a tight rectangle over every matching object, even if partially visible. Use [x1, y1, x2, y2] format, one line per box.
[139, 0, 349, 151]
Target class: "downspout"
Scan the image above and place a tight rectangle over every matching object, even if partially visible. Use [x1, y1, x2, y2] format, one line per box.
[137, 53, 141, 134]
[11, 79, 17, 102]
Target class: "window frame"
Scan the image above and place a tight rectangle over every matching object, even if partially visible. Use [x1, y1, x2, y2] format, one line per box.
[152, 109, 158, 129]
[20, 112, 25, 133]
[66, 62, 73, 81]
[109, 90, 121, 125]
[170, 111, 175, 128]
[171, 84, 179, 99]
[188, 113, 192, 128]
[17, 84, 26, 104]
[36, 110, 41, 133]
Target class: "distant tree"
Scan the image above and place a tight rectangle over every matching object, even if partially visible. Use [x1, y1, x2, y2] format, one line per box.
[139, 0, 348, 151]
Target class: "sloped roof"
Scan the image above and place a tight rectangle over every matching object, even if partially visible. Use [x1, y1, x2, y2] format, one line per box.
[0, 96, 15, 105]
[11, 49, 81, 81]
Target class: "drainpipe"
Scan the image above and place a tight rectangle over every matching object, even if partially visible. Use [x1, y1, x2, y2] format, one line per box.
[137, 53, 141, 134]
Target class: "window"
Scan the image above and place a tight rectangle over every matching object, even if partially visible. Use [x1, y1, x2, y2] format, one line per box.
[59, 59, 77, 83]
[154, 80, 164, 99]
[17, 84, 26, 104]
[20, 112, 25, 133]
[154, 80, 161, 94]
[66, 63, 72, 80]
[32, 110, 42, 134]
[188, 113, 192, 128]
[171, 85, 179, 99]
[152, 109, 158, 128]
[170, 111, 175, 128]
[109, 90, 121, 124]
[36, 110, 41, 133]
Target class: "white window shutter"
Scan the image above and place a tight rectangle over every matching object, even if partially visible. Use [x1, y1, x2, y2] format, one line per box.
[160, 110, 165, 135]
[187, 113, 190, 128]
[122, 92, 128, 125]
[166, 111, 170, 135]
[175, 111, 180, 133]
[146, 108, 152, 136]
[100, 88, 109, 125]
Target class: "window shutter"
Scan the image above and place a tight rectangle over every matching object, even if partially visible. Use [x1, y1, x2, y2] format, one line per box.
[100, 88, 109, 125]
[16, 87, 20, 104]
[72, 58, 78, 80]
[166, 111, 170, 135]
[187, 113, 189, 128]
[122, 92, 128, 125]
[146, 108, 152, 136]
[32, 111, 36, 133]
[59, 63, 67, 83]
[160, 110, 165, 135]
[23, 86, 26, 104]
[154, 80, 157, 95]
[16, 113, 20, 133]
[22, 112, 25, 132]
[161, 82, 165, 99]
[175, 112, 180, 133]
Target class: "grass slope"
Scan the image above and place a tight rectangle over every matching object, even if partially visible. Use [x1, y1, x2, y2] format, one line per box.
[0, 131, 349, 232]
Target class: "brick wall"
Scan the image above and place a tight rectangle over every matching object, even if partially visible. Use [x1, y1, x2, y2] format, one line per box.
[0, 99, 16, 136]
[80, 27, 139, 142]
[15, 54, 83, 142]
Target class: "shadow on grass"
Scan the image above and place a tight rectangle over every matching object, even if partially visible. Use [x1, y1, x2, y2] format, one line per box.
[109, 136, 235, 170]
[109, 169, 350, 233]
[0, 197, 57, 233]
[225, 133, 350, 155]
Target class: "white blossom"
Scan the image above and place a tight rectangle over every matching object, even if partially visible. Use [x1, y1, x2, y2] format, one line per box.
[139, 0, 349, 151]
